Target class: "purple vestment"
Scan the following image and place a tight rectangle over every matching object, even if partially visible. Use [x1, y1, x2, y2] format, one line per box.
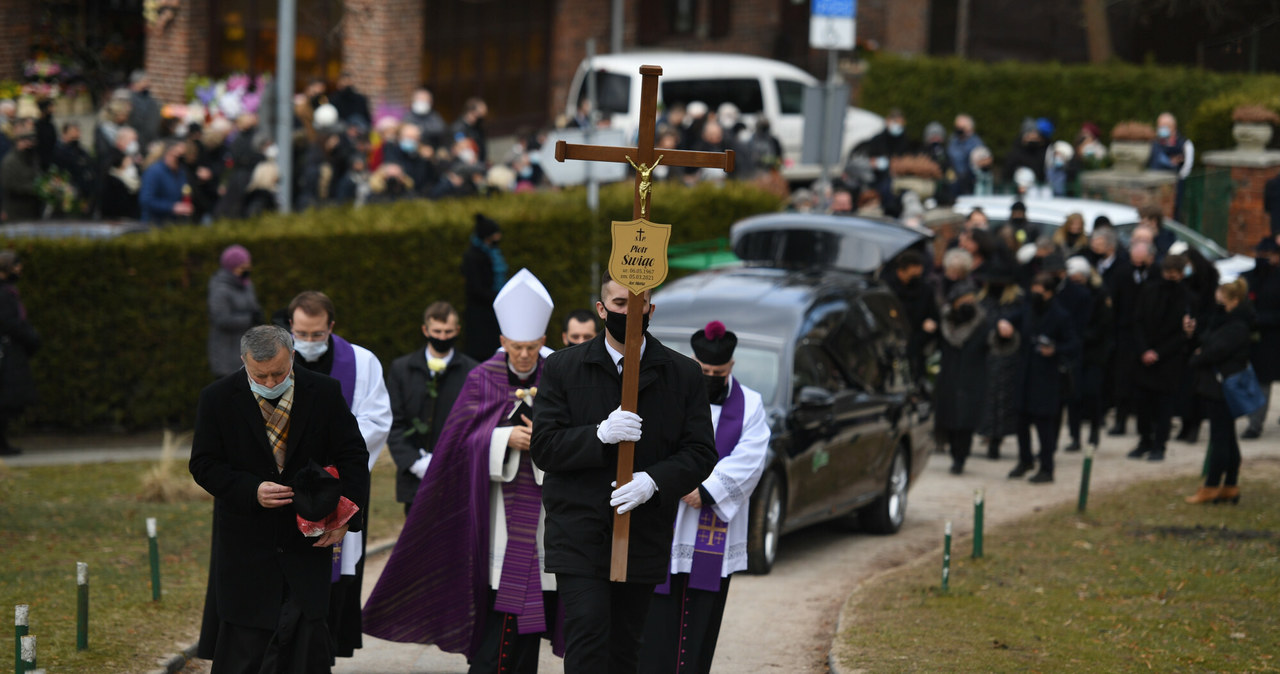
[361, 353, 562, 658]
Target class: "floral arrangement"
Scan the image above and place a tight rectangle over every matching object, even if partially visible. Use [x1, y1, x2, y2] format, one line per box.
[1110, 121, 1157, 142]
[1232, 104, 1280, 125]
[889, 155, 943, 179]
[184, 73, 269, 120]
[16, 57, 88, 101]
[35, 167, 85, 218]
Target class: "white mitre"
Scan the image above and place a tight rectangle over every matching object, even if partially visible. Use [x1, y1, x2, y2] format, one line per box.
[493, 268, 554, 341]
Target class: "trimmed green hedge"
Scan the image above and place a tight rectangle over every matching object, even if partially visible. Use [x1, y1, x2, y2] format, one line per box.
[17, 182, 784, 430]
[859, 54, 1280, 164]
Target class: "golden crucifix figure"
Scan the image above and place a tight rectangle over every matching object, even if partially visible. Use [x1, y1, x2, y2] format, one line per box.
[626, 154, 664, 216]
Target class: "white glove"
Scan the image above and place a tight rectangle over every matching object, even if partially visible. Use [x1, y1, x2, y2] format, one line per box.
[596, 407, 642, 444]
[610, 472, 657, 514]
[409, 449, 432, 479]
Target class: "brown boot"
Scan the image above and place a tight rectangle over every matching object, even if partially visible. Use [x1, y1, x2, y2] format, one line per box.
[1185, 486, 1220, 504]
[1215, 486, 1241, 504]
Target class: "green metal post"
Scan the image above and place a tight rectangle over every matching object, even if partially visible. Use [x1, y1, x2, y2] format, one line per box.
[1078, 445, 1095, 513]
[14, 605, 27, 674]
[973, 489, 984, 559]
[75, 563, 88, 651]
[942, 521, 952, 592]
[147, 518, 161, 601]
[18, 636, 33, 673]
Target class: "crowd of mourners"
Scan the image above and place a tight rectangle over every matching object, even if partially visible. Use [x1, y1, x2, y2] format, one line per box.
[885, 201, 1277, 503]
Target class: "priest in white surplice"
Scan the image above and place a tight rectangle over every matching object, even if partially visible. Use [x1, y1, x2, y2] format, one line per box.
[639, 320, 769, 674]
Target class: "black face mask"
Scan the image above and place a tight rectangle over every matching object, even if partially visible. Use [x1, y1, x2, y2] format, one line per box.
[704, 374, 728, 404]
[237, 269, 251, 280]
[1032, 294, 1049, 312]
[987, 282, 1007, 296]
[951, 303, 976, 323]
[604, 309, 650, 344]
[427, 335, 456, 354]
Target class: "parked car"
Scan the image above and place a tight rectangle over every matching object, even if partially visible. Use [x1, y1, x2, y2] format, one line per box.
[951, 195, 1254, 281]
[565, 52, 883, 183]
[648, 214, 934, 574]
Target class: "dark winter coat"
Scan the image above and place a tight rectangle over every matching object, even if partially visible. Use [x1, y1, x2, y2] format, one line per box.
[0, 149, 42, 221]
[531, 333, 717, 583]
[459, 243, 501, 360]
[934, 302, 988, 431]
[0, 280, 39, 409]
[206, 268, 262, 377]
[385, 348, 479, 503]
[1015, 296, 1081, 417]
[885, 273, 939, 378]
[978, 287, 1026, 438]
[1188, 305, 1254, 401]
[1133, 277, 1189, 392]
[1111, 261, 1151, 395]
[189, 367, 368, 633]
[1246, 260, 1280, 382]
[1080, 281, 1115, 367]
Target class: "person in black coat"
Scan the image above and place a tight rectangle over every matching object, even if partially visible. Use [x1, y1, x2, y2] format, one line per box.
[934, 280, 988, 474]
[977, 261, 1025, 459]
[460, 213, 507, 360]
[884, 249, 939, 384]
[1244, 238, 1280, 437]
[530, 274, 717, 672]
[0, 252, 38, 456]
[189, 325, 369, 672]
[1107, 240, 1154, 436]
[1008, 272, 1080, 483]
[1060, 257, 1110, 451]
[1183, 279, 1253, 505]
[1173, 246, 1220, 443]
[385, 301, 479, 513]
[1128, 254, 1190, 462]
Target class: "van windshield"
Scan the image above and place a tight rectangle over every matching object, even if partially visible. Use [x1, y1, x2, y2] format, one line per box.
[576, 70, 631, 115]
[661, 79, 764, 114]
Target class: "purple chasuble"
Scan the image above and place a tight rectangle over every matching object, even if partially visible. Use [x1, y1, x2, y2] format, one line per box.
[361, 354, 562, 658]
[330, 334, 358, 408]
[493, 454, 546, 634]
[658, 379, 745, 594]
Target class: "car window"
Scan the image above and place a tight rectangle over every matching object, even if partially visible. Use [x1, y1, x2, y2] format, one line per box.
[775, 79, 805, 115]
[732, 346, 780, 406]
[830, 302, 882, 391]
[577, 70, 631, 115]
[661, 79, 764, 114]
[859, 293, 913, 391]
[793, 342, 845, 394]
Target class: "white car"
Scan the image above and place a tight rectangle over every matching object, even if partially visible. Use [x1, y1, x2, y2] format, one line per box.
[952, 195, 1255, 282]
[565, 52, 883, 182]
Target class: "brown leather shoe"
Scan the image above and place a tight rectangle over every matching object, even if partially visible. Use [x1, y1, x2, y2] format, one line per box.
[1185, 486, 1220, 504]
[1215, 486, 1240, 504]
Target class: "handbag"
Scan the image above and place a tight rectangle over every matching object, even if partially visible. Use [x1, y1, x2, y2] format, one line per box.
[1220, 363, 1266, 418]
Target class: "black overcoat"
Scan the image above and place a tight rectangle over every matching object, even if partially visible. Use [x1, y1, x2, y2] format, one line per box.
[385, 348, 479, 503]
[1247, 261, 1280, 382]
[934, 304, 989, 431]
[530, 333, 718, 584]
[189, 366, 369, 635]
[1015, 298, 1081, 418]
[1133, 277, 1189, 393]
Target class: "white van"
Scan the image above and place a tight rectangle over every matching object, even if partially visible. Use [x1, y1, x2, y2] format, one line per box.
[565, 52, 882, 182]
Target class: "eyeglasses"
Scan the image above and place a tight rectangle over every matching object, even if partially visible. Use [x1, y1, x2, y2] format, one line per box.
[293, 331, 329, 340]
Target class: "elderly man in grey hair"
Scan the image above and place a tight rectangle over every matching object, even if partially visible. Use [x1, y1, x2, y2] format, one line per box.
[190, 324, 369, 673]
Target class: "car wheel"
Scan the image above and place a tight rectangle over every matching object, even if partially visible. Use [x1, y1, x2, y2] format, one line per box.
[859, 444, 909, 534]
[747, 470, 784, 575]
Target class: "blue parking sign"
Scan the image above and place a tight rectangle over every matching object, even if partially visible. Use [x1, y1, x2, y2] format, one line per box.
[811, 0, 856, 49]
[813, 0, 855, 18]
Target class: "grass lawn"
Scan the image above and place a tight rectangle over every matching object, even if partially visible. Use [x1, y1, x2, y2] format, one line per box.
[0, 450, 403, 674]
[838, 459, 1280, 673]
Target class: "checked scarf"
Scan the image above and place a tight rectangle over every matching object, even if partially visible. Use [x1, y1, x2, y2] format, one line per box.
[255, 380, 295, 472]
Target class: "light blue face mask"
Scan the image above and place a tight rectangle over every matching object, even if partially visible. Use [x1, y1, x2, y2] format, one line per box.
[400, 140, 418, 153]
[1158, 127, 1172, 139]
[249, 370, 293, 399]
[294, 339, 329, 362]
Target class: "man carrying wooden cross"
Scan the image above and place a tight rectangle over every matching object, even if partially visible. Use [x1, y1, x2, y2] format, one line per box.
[532, 272, 716, 672]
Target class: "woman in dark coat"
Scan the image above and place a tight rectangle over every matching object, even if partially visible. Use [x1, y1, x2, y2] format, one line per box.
[1244, 239, 1280, 437]
[934, 281, 988, 474]
[1174, 246, 1220, 442]
[1009, 272, 1081, 483]
[460, 213, 506, 360]
[1184, 278, 1253, 504]
[0, 251, 39, 456]
[977, 263, 1024, 459]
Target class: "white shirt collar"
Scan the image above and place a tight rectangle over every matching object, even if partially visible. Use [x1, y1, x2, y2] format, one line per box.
[604, 339, 647, 372]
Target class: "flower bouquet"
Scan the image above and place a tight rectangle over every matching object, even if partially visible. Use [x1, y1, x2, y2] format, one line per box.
[35, 167, 84, 218]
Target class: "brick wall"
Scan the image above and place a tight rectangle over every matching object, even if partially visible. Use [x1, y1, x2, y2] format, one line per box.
[0, 0, 33, 81]
[1224, 165, 1280, 255]
[883, 0, 930, 54]
[342, 0, 425, 112]
[144, 0, 211, 105]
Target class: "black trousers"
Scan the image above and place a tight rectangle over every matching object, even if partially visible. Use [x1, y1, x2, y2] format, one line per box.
[1068, 366, 1104, 444]
[211, 584, 331, 674]
[557, 573, 655, 674]
[1205, 397, 1242, 487]
[1017, 413, 1059, 474]
[1136, 389, 1176, 452]
[946, 429, 973, 466]
[639, 573, 731, 674]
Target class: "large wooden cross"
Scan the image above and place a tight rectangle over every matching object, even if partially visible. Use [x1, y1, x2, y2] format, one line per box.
[556, 64, 735, 581]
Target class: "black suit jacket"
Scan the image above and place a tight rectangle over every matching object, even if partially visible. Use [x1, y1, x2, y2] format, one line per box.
[190, 366, 369, 629]
[385, 348, 480, 502]
[531, 334, 717, 583]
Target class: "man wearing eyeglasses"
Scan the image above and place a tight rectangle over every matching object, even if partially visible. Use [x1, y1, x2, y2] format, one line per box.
[287, 290, 393, 661]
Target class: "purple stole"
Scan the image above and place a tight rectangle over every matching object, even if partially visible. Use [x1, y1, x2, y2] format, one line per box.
[328, 335, 358, 581]
[657, 378, 745, 594]
[492, 390, 547, 635]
